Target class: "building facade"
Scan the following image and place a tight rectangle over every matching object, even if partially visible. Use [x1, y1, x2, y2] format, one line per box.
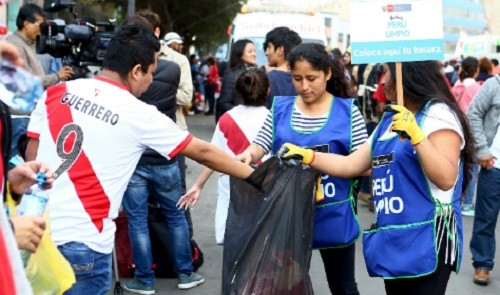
[482, 0, 500, 35]
[443, 0, 487, 52]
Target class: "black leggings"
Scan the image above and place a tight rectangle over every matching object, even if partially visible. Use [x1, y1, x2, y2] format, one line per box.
[319, 244, 360, 295]
[384, 237, 453, 295]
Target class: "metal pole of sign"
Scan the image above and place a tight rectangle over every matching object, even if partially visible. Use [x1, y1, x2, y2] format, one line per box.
[127, 0, 136, 17]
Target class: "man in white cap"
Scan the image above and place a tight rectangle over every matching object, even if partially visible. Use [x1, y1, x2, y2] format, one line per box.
[164, 32, 183, 53]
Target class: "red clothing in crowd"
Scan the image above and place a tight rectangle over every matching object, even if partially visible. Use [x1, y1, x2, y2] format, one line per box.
[373, 74, 387, 103]
[207, 65, 219, 85]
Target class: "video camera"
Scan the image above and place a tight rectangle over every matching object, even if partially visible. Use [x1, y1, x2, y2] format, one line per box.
[36, 0, 116, 79]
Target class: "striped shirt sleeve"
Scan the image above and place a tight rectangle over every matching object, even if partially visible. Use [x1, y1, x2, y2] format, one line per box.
[351, 105, 368, 151]
[253, 112, 274, 154]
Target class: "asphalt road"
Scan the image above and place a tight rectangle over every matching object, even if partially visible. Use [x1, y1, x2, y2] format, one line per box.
[112, 112, 500, 295]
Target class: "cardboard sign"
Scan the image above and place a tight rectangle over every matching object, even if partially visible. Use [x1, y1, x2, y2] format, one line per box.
[350, 0, 444, 64]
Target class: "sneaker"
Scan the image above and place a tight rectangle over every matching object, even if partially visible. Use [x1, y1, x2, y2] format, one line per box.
[123, 279, 155, 295]
[462, 208, 475, 217]
[178, 272, 205, 290]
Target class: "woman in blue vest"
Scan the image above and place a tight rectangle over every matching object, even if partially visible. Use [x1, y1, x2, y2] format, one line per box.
[280, 60, 476, 294]
[237, 43, 368, 294]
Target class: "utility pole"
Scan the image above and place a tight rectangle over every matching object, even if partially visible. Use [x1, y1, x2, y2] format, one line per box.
[128, 0, 135, 17]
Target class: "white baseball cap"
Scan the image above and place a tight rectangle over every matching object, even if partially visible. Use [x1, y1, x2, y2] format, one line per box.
[163, 32, 183, 45]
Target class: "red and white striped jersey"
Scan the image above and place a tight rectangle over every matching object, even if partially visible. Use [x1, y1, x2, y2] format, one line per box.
[212, 105, 270, 157]
[27, 77, 192, 253]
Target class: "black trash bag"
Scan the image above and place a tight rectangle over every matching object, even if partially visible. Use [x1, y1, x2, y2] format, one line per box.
[222, 156, 319, 295]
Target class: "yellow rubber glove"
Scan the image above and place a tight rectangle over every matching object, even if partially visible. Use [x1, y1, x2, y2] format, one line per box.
[384, 104, 426, 146]
[278, 143, 315, 165]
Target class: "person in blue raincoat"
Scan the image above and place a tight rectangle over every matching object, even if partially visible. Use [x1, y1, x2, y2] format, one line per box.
[237, 43, 368, 295]
[279, 60, 476, 295]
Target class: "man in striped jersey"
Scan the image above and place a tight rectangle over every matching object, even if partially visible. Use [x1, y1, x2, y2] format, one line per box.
[25, 25, 253, 295]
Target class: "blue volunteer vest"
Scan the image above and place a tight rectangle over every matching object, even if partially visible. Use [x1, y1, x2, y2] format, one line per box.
[271, 96, 360, 248]
[363, 102, 463, 278]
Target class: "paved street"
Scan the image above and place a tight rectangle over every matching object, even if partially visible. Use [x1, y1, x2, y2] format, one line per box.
[113, 112, 500, 295]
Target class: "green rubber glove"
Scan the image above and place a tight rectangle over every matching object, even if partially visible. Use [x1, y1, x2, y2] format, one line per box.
[384, 104, 426, 146]
[278, 143, 315, 165]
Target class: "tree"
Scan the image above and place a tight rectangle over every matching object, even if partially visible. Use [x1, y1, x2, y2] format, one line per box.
[135, 0, 243, 54]
[50, 0, 242, 54]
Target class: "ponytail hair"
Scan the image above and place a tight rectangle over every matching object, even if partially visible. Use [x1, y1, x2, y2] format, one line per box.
[235, 68, 269, 107]
[458, 56, 479, 81]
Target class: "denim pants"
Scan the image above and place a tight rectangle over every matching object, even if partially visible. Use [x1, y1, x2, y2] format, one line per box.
[10, 117, 29, 158]
[470, 167, 500, 270]
[177, 155, 194, 239]
[122, 162, 193, 286]
[463, 163, 479, 207]
[58, 242, 112, 295]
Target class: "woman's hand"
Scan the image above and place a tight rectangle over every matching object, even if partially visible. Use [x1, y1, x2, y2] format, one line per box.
[177, 184, 202, 210]
[8, 161, 54, 194]
[278, 143, 315, 165]
[384, 104, 425, 145]
[236, 150, 253, 165]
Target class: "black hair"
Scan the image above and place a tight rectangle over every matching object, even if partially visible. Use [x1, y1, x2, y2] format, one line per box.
[458, 56, 479, 81]
[189, 54, 197, 63]
[102, 25, 161, 79]
[263, 26, 302, 59]
[229, 39, 254, 69]
[235, 68, 269, 107]
[288, 43, 355, 98]
[385, 61, 475, 194]
[16, 3, 44, 30]
[492, 58, 499, 67]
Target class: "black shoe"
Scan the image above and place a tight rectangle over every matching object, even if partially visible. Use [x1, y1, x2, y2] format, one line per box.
[205, 112, 214, 116]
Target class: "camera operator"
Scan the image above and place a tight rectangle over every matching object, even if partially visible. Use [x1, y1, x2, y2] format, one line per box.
[7, 4, 74, 87]
[6, 3, 74, 158]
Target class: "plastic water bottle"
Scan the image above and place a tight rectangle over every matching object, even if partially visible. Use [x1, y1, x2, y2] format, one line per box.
[18, 173, 48, 266]
[18, 173, 49, 217]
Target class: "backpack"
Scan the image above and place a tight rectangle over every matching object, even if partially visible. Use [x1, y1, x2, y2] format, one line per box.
[148, 205, 204, 278]
[114, 208, 204, 278]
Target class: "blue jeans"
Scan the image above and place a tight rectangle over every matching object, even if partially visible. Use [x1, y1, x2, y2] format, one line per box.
[10, 117, 29, 158]
[463, 163, 479, 207]
[122, 162, 193, 286]
[470, 167, 500, 270]
[58, 242, 112, 295]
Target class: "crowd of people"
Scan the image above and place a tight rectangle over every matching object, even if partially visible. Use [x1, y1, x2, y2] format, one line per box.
[0, 3, 499, 295]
